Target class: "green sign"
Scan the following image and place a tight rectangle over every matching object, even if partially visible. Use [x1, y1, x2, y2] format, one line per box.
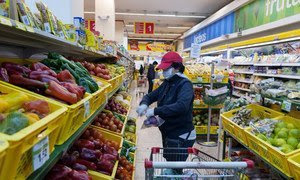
[235, 0, 300, 32]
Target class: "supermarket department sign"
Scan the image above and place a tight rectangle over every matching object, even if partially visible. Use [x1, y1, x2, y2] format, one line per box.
[235, 0, 300, 31]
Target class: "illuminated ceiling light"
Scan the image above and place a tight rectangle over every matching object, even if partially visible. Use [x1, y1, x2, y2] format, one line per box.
[84, 11, 95, 14]
[167, 26, 190, 29]
[115, 12, 205, 18]
[128, 37, 174, 41]
[126, 24, 134, 27]
[127, 32, 181, 36]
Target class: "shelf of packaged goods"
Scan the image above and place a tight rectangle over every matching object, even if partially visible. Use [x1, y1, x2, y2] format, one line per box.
[253, 73, 300, 80]
[117, 50, 134, 62]
[224, 131, 291, 180]
[232, 62, 254, 66]
[233, 86, 251, 92]
[262, 95, 300, 108]
[254, 63, 300, 67]
[234, 71, 254, 75]
[192, 82, 229, 85]
[0, 20, 108, 59]
[234, 79, 253, 84]
[232, 92, 242, 98]
[27, 84, 122, 180]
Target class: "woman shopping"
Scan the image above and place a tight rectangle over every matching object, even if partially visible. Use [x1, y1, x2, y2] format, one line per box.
[136, 51, 196, 174]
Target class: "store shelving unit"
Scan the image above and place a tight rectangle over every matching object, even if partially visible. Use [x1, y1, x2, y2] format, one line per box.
[0, 20, 110, 59]
[233, 86, 251, 92]
[222, 131, 292, 180]
[27, 85, 122, 180]
[253, 73, 300, 80]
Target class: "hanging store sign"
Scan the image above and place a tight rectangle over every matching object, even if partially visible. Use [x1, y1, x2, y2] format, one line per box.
[235, 0, 300, 32]
[190, 43, 201, 58]
[134, 22, 155, 34]
[128, 40, 174, 52]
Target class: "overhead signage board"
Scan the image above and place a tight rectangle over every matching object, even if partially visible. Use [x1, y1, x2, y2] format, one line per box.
[134, 22, 155, 34]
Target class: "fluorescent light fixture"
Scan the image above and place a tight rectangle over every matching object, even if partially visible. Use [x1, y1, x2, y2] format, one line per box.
[126, 24, 134, 27]
[128, 37, 174, 41]
[115, 12, 205, 18]
[167, 26, 190, 29]
[84, 11, 95, 14]
[127, 32, 181, 36]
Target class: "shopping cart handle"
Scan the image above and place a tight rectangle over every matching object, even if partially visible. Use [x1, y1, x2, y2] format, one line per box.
[145, 159, 153, 169]
[243, 158, 254, 168]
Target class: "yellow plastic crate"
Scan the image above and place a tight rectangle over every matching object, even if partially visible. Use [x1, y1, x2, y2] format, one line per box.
[88, 127, 123, 180]
[0, 140, 8, 177]
[93, 74, 123, 94]
[221, 104, 284, 146]
[89, 79, 111, 115]
[245, 116, 300, 177]
[130, 152, 136, 180]
[0, 81, 92, 145]
[0, 84, 67, 180]
[195, 126, 219, 135]
[288, 153, 300, 179]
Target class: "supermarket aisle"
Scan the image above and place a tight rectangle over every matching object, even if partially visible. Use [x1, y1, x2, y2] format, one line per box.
[128, 80, 219, 179]
[128, 80, 162, 179]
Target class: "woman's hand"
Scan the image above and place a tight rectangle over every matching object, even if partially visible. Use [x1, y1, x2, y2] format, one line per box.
[145, 108, 154, 118]
[136, 104, 148, 116]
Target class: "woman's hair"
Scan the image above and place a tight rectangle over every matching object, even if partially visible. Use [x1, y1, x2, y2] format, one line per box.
[171, 62, 185, 73]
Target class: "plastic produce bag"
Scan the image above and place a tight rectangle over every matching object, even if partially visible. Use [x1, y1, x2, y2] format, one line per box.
[141, 116, 164, 129]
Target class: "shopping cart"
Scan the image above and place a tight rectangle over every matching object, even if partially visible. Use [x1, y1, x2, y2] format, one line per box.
[145, 147, 254, 180]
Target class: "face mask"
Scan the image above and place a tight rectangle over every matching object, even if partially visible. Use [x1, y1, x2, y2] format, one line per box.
[163, 67, 175, 79]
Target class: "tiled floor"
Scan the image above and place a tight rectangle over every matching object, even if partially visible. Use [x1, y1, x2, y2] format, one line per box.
[128, 80, 219, 179]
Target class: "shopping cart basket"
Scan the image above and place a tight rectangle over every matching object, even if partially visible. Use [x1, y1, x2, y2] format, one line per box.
[145, 147, 254, 180]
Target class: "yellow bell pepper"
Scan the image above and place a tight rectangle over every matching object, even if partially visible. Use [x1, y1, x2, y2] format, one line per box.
[0, 92, 29, 113]
[25, 113, 40, 125]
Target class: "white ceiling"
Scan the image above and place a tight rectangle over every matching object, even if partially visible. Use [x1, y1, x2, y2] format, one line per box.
[84, 0, 232, 41]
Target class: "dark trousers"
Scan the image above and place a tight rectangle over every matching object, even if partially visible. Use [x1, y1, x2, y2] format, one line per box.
[162, 134, 195, 174]
[148, 79, 154, 93]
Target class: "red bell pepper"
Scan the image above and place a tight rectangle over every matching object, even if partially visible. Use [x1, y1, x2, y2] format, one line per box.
[45, 164, 72, 180]
[96, 158, 114, 174]
[31, 62, 50, 71]
[23, 100, 50, 117]
[74, 139, 95, 150]
[80, 148, 97, 162]
[72, 163, 88, 171]
[45, 81, 78, 104]
[60, 82, 85, 101]
[57, 70, 76, 84]
[68, 170, 92, 180]
[9, 74, 47, 89]
[76, 159, 97, 170]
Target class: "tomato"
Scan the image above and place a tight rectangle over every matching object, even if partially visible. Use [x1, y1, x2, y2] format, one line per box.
[95, 67, 102, 74]
[102, 119, 109, 125]
[94, 122, 101, 127]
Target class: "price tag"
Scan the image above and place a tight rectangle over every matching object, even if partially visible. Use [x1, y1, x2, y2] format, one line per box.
[15, 21, 27, 31]
[0, 16, 12, 26]
[32, 137, 49, 171]
[197, 76, 203, 82]
[84, 100, 90, 118]
[21, 15, 30, 26]
[281, 100, 292, 112]
[255, 94, 262, 102]
[26, 26, 35, 33]
[44, 23, 51, 33]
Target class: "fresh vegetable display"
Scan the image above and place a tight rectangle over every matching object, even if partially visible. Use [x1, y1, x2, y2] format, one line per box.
[105, 98, 128, 115]
[41, 52, 98, 93]
[231, 107, 259, 127]
[46, 164, 92, 180]
[223, 97, 249, 112]
[120, 141, 136, 160]
[251, 120, 300, 153]
[0, 91, 50, 135]
[92, 111, 124, 133]
[80, 61, 111, 80]
[52, 127, 120, 177]
[0, 61, 85, 104]
[192, 110, 219, 126]
[125, 117, 136, 134]
[116, 156, 134, 180]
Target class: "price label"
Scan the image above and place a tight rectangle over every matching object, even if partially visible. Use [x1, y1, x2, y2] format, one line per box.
[84, 100, 90, 118]
[255, 94, 262, 102]
[15, 21, 27, 31]
[281, 100, 292, 112]
[197, 76, 203, 82]
[44, 23, 51, 33]
[21, 16, 30, 26]
[32, 136, 49, 171]
[26, 26, 35, 33]
[0, 16, 12, 26]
